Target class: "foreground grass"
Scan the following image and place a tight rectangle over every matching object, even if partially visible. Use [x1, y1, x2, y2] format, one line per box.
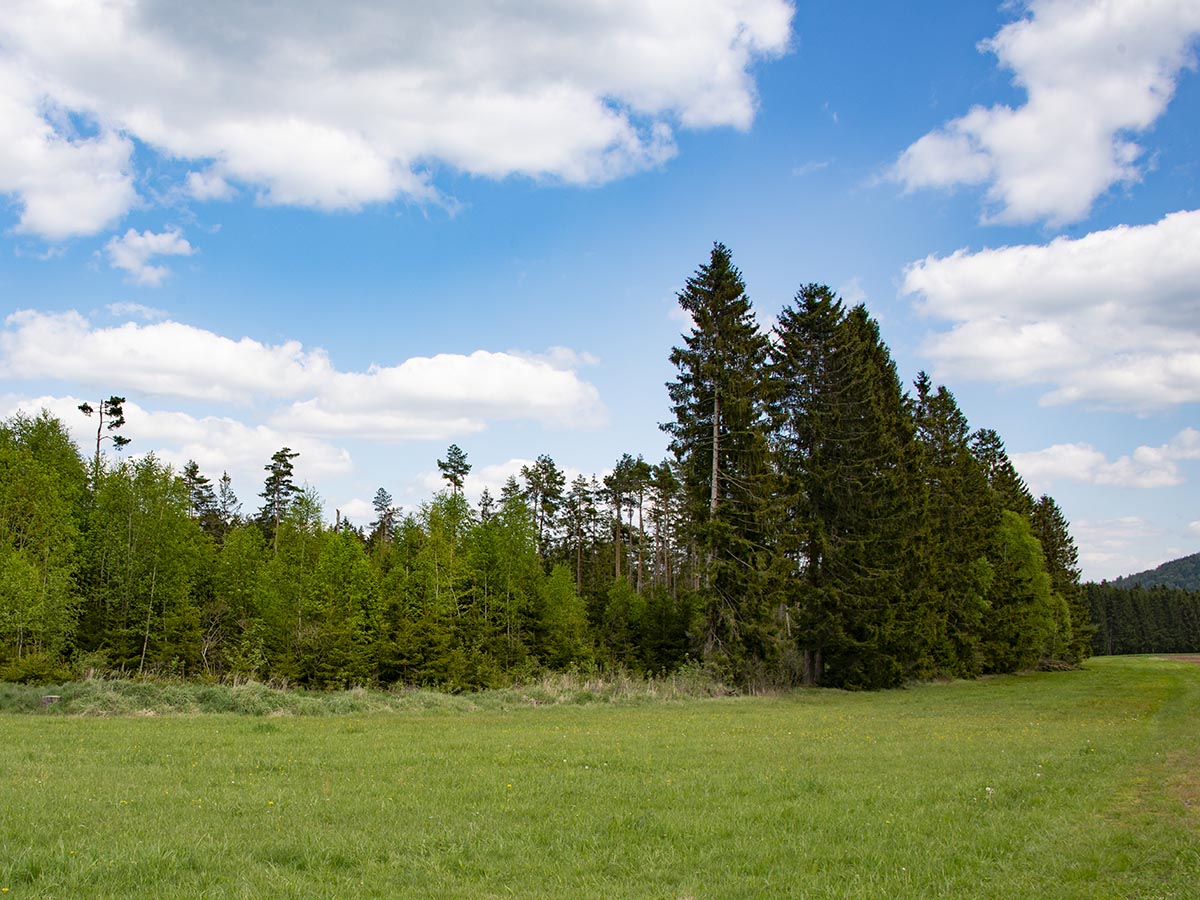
[0, 657, 1196, 899]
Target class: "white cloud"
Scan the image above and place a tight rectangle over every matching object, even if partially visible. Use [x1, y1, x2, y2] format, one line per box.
[0, 309, 606, 440]
[837, 276, 867, 307]
[0, 0, 793, 239]
[185, 169, 235, 202]
[1189, 520, 1200, 535]
[104, 228, 195, 286]
[271, 350, 606, 439]
[1013, 428, 1200, 492]
[891, 0, 1200, 225]
[0, 309, 335, 402]
[903, 209, 1200, 409]
[1072, 515, 1165, 580]
[0, 60, 136, 239]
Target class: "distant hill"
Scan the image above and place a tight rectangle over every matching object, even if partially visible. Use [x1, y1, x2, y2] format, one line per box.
[1111, 551, 1200, 591]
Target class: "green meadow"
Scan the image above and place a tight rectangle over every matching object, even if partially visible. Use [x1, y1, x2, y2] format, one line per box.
[1, 656, 1196, 899]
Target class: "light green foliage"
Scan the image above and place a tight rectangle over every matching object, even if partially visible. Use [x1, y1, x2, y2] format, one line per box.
[536, 564, 591, 668]
[0, 658, 1196, 898]
[1033, 494, 1091, 661]
[0, 413, 87, 657]
[78, 455, 204, 672]
[0, 416, 82, 660]
[981, 511, 1059, 673]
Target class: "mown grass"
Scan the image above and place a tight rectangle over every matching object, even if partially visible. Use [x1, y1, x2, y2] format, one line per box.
[0, 656, 1196, 899]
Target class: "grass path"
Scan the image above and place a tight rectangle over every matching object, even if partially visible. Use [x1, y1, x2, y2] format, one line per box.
[1, 656, 1196, 898]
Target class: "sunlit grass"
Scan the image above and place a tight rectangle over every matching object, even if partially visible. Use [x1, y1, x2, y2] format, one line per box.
[1, 656, 1196, 898]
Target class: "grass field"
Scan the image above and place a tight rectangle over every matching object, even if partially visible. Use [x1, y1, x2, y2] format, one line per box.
[1, 656, 1196, 899]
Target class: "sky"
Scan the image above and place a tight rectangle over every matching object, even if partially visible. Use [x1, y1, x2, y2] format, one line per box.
[1, 0, 1198, 582]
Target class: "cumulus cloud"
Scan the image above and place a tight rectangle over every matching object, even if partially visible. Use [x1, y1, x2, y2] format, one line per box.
[1012, 428, 1200, 492]
[1071, 515, 1166, 579]
[104, 228, 195, 286]
[903, 209, 1200, 409]
[0, 60, 136, 239]
[270, 350, 606, 438]
[0, 308, 606, 439]
[891, 0, 1200, 225]
[0, 0, 792, 239]
[0, 309, 335, 402]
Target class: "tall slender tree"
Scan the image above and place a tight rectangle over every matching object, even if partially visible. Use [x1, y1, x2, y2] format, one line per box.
[521, 454, 565, 561]
[216, 472, 241, 538]
[911, 373, 997, 677]
[182, 460, 221, 537]
[258, 447, 300, 554]
[663, 243, 773, 676]
[77, 395, 130, 473]
[437, 444, 471, 495]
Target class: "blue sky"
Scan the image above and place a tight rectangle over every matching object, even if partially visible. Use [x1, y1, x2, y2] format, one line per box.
[1, 0, 1198, 580]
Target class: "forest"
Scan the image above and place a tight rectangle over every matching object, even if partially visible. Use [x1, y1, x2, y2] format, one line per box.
[0, 245, 1093, 691]
[1086, 582, 1200, 656]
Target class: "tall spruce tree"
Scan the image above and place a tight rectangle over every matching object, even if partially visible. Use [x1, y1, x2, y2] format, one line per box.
[216, 472, 241, 538]
[663, 243, 773, 678]
[770, 289, 919, 688]
[911, 374, 998, 676]
[971, 429, 1034, 518]
[182, 460, 221, 537]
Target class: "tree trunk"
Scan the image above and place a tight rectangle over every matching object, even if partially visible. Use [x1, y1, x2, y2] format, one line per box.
[710, 394, 720, 515]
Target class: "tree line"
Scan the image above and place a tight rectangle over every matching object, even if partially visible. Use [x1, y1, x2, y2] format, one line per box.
[1085, 582, 1200, 656]
[0, 243, 1090, 689]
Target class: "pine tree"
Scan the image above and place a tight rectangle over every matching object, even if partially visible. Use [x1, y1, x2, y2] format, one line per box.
[563, 475, 595, 592]
[437, 444, 471, 495]
[77, 395, 131, 474]
[520, 455, 565, 561]
[971, 429, 1034, 518]
[370, 487, 398, 549]
[258, 447, 300, 554]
